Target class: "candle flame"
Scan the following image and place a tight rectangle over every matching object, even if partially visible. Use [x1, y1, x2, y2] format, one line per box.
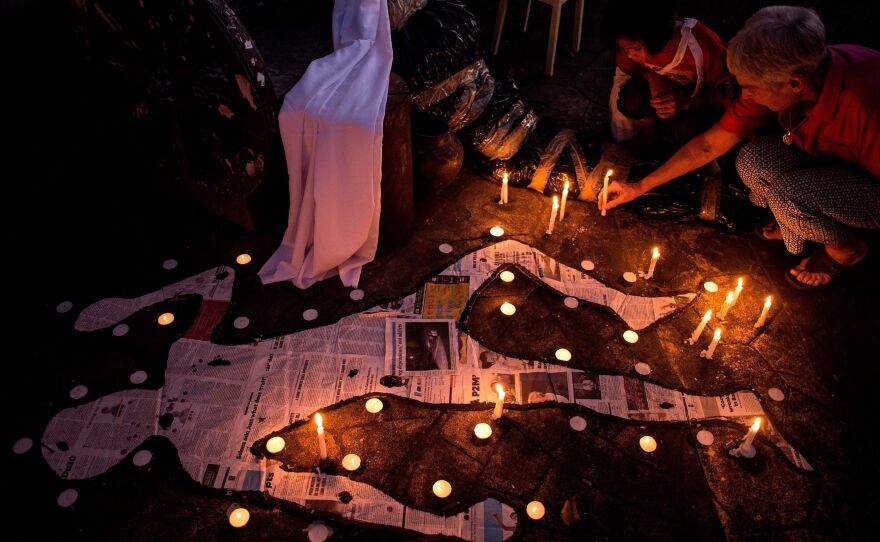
[563, 180, 570, 190]
[502, 172, 508, 183]
[605, 169, 613, 178]
[765, 296, 772, 307]
[652, 247, 660, 259]
[736, 277, 743, 288]
[315, 412, 323, 428]
[713, 328, 722, 339]
[552, 195, 559, 208]
[703, 309, 712, 320]
[751, 417, 762, 431]
[495, 383, 505, 399]
[725, 291, 734, 302]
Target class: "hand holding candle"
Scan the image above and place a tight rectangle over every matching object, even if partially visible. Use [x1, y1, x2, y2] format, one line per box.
[754, 296, 772, 328]
[315, 412, 328, 460]
[700, 328, 721, 359]
[687, 310, 712, 344]
[546, 196, 559, 234]
[559, 177, 570, 221]
[601, 170, 613, 216]
[492, 383, 506, 419]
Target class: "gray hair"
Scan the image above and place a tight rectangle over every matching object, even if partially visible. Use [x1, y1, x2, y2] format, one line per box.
[728, 6, 826, 85]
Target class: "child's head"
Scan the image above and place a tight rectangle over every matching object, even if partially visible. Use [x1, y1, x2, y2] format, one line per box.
[603, 0, 677, 62]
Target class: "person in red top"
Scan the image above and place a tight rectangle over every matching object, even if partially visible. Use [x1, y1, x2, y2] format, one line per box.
[604, 6, 880, 291]
[604, 1, 736, 144]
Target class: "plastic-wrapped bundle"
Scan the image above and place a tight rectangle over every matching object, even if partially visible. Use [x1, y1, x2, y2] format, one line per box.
[528, 128, 591, 198]
[412, 60, 495, 131]
[472, 102, 538, 160]
[388, 0, 428, 30]
[391, 0, 483, 92]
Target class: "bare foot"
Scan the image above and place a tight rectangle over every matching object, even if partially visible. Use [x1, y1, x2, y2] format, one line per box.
[788, 240, 868, 288]
[759, 219, 784, 240]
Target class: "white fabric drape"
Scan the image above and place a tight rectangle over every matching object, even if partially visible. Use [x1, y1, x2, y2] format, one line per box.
[259, 0, 392, 289]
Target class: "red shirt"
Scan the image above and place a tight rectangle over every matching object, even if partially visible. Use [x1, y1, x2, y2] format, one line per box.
[720, 45, 880, 178]
[616, 20, 730, 91]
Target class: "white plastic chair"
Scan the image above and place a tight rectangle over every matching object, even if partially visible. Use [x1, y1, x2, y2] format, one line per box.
[491, 0, 585, 77]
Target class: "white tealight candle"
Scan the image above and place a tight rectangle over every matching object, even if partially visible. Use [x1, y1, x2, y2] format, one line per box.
[703, 281, 719, 293]
[559, 178, 570, 221]
[236, 253, 252, 265]
[555, 348, 572, 362]
[342, 453, 361, 471]
[639, 435, 657, 453]
[601, 169, 613, 217]
[623, 330, 639, 344]
[645, 247, 660, 280]
[492, 384, 506, 420]
[266, 436, 285, 454]
[500, 172, 509, 204]
[687, 310, 712, 345]
[228, 507, 250, 528]
[717, 291, 734, 320]
[526, 501, 546, 520]
[474, 423, 492, 439]
[500, 302, 516, 316]
[315, 413, 328, 460]
[365, 398, 384, 414]
[157, 312, 175, 326]
[490, 226, 505, 237]
[546, 196, 559, 234]
[701, 328, 722, 359]
[754, 296, 772, 328]
[732, 277, 744, 305]
[499, 270, 515, 283]
[432, 480, 452, 498]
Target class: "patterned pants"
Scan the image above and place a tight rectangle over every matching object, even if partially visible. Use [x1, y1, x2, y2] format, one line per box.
[735, 136, 880, 254]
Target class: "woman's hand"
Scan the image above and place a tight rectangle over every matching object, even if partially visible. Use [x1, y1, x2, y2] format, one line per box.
[600, 180, 645, 212]
[650, 91, 686, 119]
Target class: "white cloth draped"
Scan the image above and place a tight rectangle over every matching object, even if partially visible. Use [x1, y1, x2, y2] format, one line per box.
[259, 0, 392, 289]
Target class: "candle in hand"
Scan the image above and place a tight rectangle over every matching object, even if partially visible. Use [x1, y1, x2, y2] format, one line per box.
[754, 296, 772, 328]
[546, 196, 559, 234]
[315, 413, 328, 460]
[732, 277, 744, 305]
[645, 247, 660, 279]
[559, 178, 570, 221]
[601, 169, 613, 216]
[687, 310, 712, 344]
[701, 328, 721, 359]
[500, 172, 509, 204]
[491, 383, 506, 420]
[717, 291, 734, 320]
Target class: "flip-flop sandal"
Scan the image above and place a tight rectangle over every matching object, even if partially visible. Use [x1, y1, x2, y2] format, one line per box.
[754, 218, 783, 241]
[785, 249, 855, 292]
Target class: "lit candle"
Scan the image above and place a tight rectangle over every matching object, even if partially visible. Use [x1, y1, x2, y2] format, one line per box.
[559, 178, 570, 221]
[315, 413, 327, 460]
[500, 172, 509, 204]
[717, 291, 734, 320]
[645, 247, 660, 280]
[474, 423, 492, 439]
[490, 226, 505, 237]
[265, 436, 285, 454]
[700, 328, 722, 359]
[639, 435, 657, 452]
[157, 312, 175, 326]
[342, 453, 361, 471]
[735, 417, 762, 458]
[491, 384, 506, 420]
[732, 277, 744, 305]
[228, 506, 250, 528]
[499, 270, 515, 283]
[686, 310, 712, 345]
[601, 169, 613, 216]
[546, 196, 559, 234]
[499, 302, 516, 316]
[754, 296, 772, 328]
[365, 398, 384, 414]
[432, 479, 452, 498]
[526, 501, 545, 520]
[235, 253, 252, 265]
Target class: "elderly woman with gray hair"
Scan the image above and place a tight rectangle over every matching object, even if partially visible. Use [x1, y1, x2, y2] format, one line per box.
[602, 6, 880, 291]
